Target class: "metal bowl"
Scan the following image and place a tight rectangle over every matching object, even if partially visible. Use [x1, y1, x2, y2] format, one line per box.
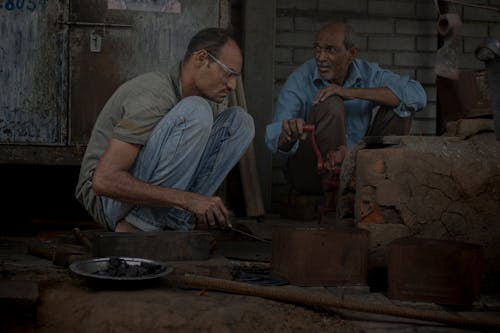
[69, 257, 173, 282]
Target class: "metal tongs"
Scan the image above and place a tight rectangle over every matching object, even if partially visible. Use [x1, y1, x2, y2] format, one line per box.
[227, 225, 271, 245]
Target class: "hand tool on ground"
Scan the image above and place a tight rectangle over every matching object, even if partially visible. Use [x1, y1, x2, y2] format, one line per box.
[228, 226, 271, 244]
[28, 241, 90, 267]
[72, 227, 93, 252]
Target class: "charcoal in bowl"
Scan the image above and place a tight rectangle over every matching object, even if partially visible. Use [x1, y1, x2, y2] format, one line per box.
[93, 258, 166, 277]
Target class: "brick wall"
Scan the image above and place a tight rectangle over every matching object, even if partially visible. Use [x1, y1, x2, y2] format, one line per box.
[271, 0, 499, 212]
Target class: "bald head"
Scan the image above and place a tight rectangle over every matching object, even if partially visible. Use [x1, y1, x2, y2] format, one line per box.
[313, 22, 357, 84]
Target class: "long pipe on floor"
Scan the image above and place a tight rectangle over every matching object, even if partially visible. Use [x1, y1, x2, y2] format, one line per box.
[169, 273, 500, 329]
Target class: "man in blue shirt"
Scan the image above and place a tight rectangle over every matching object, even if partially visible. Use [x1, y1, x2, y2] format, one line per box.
[266, 22, 427, 195]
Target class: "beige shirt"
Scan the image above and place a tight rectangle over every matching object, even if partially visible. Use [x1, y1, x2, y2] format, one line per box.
[75, 64, 224, 226]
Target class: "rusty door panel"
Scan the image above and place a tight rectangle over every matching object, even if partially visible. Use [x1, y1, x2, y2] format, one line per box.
[69, 0, 221, 144]
[69, 26, 131, 144]
[0, 0, 68, 144]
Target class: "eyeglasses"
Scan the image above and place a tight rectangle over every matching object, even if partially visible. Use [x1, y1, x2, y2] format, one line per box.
[206, 51, 240, 81]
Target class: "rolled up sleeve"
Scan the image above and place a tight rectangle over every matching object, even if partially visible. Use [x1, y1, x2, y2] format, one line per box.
[266, 78, 307, 155]
[375, 70, 427, 117]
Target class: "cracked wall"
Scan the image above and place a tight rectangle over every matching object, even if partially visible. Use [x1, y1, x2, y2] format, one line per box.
[353, 133, 500, 288]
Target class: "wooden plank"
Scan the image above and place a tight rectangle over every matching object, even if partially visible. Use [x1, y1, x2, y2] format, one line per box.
[229, 78, 266, 217]
[92, 231, 214, 261]
[0, 145, 85, 165]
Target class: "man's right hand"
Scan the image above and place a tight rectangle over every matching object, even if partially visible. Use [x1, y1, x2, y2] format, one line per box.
[278, 118, 308, 151]
[185, 193, 231, 229]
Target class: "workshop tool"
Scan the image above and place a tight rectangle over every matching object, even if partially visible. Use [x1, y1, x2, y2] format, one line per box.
[302, 124, 346, 218]
[72, 228, 93, 252]
[28, 240, 90, 267]
[228, 226, 271, 245]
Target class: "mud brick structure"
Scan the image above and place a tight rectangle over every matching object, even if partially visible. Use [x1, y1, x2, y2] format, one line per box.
[354, 133, 500, 289]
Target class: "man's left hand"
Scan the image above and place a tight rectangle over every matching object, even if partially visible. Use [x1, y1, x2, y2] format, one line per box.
[313, 83, 344, 104]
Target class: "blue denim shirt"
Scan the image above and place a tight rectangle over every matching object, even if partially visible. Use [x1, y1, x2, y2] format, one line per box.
[266, 58, 427, 153]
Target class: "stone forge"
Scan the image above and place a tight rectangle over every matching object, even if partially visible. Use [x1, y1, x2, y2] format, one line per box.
[354, 133, 500, 290]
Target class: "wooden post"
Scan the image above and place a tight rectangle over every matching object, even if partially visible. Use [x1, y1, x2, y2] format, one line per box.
[229, 77, 266, 217]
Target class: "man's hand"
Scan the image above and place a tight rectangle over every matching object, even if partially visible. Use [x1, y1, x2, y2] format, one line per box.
[314, 85, 401, 107]
[313, 83, 345, 104]
[185, 193, 231, 229]
[278, 118, 308, 151]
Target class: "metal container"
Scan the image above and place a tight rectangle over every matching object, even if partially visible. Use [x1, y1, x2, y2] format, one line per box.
[436, 70, 492, 130]
[387, 237, 484, 305]
[69, 257, 173, 289]
[271, 225, 369, 286]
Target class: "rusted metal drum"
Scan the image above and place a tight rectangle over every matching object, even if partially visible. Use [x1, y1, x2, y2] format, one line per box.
[271, 224, 369, 286]
[387, 237, 484, 305]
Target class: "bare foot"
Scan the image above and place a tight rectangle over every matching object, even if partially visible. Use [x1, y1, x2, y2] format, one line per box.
[115, 220, 142, 232]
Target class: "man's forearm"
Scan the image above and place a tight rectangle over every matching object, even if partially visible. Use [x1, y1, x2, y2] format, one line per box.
[340, 87, 400, 107]
[92, 169, 188, 210]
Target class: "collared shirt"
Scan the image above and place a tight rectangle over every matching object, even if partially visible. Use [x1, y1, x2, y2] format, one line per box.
[265, 58, 427, 153]
[75, 63, 224, 225]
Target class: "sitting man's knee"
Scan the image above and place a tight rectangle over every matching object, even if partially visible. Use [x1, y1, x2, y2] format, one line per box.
[222, 106, 255, 139]
[315, 95, 345, 119]
[178, 96, 214, 130]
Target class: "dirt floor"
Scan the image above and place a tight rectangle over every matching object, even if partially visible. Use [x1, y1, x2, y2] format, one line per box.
[0, 232, 360, 333]
[1, 218, 500, 333]
[33, 280, 361, 333]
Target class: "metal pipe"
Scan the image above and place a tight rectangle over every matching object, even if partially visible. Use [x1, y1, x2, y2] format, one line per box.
[440, 0, 500, 12]
[58, 21, 133, 28]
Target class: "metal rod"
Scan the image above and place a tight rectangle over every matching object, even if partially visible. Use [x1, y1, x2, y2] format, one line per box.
[441, 0, 500, 12]
[58, 21, 133, 28]
[229, 227, 271, 244]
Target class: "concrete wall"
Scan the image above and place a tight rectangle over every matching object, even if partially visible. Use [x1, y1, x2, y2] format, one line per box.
[243, 1, 276, 214]
[269, 0, 500, 212]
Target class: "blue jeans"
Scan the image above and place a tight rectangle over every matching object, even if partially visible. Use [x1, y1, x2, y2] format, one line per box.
[101, 96, 255, 231]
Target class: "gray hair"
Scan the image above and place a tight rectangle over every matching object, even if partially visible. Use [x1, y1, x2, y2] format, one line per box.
[343, 23, 356, 50]
[318, 22, 356, 50]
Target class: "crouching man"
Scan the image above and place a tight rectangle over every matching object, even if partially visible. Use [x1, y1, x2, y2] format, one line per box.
[76, 28, 254, 232]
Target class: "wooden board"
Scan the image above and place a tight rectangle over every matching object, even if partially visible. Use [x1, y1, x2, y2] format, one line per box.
[92, 231, 214, 261]
[229, 77, 266, 217]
